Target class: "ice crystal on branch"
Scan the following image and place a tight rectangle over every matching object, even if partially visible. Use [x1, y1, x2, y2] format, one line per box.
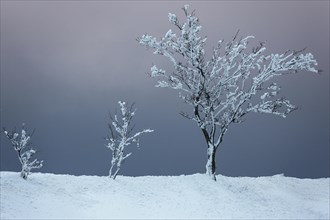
[168, 13, 177, 25]
[2, 124, 43, 179]
[138, 5, 318, 180]
[105, 101, 153, 180]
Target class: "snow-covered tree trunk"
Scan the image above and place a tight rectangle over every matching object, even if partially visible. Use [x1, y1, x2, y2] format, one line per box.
[21, 163, 29, 179]
[18, 149, 29, 179]
[109, 151, 117, 178]
[112, 163, 121, 180]
[206, 143, 217, 181]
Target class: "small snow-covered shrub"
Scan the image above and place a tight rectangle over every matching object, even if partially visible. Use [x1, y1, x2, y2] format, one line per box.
[105, 101, 153, 179]
[2, 124, 43, 179]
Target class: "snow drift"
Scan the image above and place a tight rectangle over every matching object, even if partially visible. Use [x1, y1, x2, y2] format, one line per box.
[0, 171, 328, 219]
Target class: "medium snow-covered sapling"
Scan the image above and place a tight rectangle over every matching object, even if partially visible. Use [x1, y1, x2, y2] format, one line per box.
[138, 5, 318, 180]
[105, 101, 153, 179]
[2, 124, 43, 179]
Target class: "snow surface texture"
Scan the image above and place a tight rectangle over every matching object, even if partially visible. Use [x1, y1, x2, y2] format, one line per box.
[1, 172, 329, 219]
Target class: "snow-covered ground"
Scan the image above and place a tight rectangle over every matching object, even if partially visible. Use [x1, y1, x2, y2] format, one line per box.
[0, 171, 329, 219]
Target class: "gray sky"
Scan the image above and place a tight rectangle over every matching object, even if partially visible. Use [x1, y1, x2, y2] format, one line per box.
[1, 1, 329, 178]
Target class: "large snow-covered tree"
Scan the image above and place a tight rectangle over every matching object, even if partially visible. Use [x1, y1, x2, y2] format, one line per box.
[2, 124, 43, 179]
[105, 101, 153, 180]
[138, 5, 318, 180]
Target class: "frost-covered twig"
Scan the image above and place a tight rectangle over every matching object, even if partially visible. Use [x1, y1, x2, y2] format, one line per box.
[138, 5, 318, 180]
[105, 101, 153, 180]
[2, 124, 43, 179]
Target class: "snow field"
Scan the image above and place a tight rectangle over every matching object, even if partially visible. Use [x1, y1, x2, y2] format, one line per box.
[1, 172, 329, 219]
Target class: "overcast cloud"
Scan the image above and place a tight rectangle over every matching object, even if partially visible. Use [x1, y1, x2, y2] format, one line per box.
[1, 1, 329, 177]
